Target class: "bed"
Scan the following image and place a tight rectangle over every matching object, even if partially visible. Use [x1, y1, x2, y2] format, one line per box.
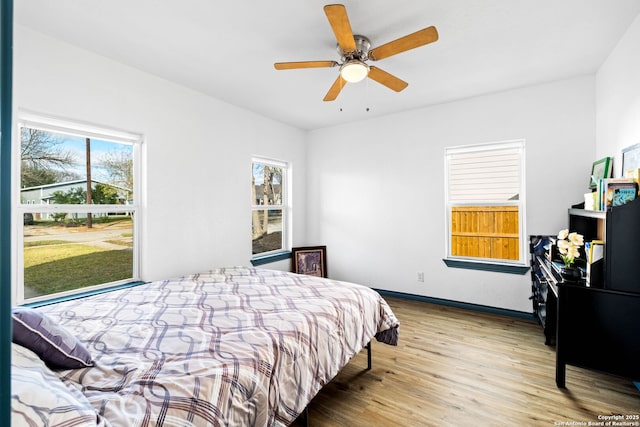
[11, 267, 399, 426]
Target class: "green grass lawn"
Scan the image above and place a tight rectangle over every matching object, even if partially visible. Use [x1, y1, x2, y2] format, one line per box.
[105, 239, 133, 247]
[24, 243, 132, 296]
[24, 239, 71, 248]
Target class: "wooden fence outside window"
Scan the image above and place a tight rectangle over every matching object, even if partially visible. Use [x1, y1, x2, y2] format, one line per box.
[450, 205, 519, 260]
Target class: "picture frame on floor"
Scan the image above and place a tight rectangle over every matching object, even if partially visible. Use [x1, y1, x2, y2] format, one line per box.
[292, 246, 327, 278]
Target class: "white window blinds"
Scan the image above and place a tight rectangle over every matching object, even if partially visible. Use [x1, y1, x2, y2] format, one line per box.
[446, 141, 523, 203]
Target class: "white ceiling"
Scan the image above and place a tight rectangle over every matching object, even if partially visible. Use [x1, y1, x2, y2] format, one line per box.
[15, 0, 640, 131]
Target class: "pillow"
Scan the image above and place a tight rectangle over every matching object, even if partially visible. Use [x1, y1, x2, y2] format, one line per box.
[12, 307, 93, 369]
[11, 343, 102, 426]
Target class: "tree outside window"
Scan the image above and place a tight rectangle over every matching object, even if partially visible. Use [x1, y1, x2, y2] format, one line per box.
[251, 159, 288, 256]
[17, 116, 140, 304]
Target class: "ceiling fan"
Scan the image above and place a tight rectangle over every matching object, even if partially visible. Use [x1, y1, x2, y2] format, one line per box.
[274, 4, 439, 102]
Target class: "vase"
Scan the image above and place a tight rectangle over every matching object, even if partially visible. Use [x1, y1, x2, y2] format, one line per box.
[560, 266, 581, 282]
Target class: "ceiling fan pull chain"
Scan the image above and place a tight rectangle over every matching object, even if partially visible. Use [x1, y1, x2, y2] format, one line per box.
[364, 77, 370, 112]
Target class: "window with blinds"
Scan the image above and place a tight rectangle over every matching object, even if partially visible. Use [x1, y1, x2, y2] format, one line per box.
[445, 140, 526, 264]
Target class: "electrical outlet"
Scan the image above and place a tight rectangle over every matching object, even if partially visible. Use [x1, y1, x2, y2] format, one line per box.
[417, 272, 424, 282]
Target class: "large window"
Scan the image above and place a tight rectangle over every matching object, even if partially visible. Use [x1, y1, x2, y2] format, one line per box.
[445, 140, 526, 266]
[251, 157, 290, 257]
[15, 113, 141, 304]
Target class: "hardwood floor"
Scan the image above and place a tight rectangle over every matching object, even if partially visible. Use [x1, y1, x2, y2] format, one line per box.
[297, 297, 639, 426]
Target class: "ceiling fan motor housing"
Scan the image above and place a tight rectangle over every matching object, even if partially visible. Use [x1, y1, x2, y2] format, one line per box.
[337, 35, 371, 61]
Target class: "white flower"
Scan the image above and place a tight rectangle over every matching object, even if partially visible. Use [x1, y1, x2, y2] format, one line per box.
[568, 232, 584, 246]
[557, 239, 569, 254]
[566, 245, 580, 260]
[557, 229, 584, 268]
[557, 229, 569, 240]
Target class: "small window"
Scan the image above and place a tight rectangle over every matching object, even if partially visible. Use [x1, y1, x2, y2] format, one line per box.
[445, 140, 526, 265]
[251, 158, 289, 257]
[16, 113, 141, 304]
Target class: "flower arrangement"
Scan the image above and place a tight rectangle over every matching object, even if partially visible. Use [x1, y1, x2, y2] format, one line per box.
[556, 229, 584, 268]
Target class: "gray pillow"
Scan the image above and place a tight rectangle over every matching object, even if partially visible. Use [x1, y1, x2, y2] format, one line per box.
[12, 307, 93, 369]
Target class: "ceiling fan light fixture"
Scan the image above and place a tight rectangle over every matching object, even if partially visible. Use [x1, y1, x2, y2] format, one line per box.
[340, 60, 369, 83]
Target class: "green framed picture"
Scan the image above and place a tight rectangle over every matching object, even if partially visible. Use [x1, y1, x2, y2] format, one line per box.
[589, 157, 612, 189]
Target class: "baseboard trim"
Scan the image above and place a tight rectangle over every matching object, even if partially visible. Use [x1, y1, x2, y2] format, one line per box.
[375, 289, 535, 321]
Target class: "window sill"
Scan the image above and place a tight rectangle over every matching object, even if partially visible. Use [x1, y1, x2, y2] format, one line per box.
[23, 281, 146, 308]
[251, 251, 291, 266]
[443, 258, 530, 275]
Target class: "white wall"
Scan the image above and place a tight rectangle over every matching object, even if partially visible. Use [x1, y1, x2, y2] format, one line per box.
[596, 14, 640, 175]
[307, 76, 595, 312]
[14, 26, 307, 282]
[15, 24, 603, 313]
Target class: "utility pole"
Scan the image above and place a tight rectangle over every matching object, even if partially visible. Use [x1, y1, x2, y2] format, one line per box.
[86, 137, 92, 228]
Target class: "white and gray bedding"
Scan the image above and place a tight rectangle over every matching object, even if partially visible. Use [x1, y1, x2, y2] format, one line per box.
[11, 267, 399, 426]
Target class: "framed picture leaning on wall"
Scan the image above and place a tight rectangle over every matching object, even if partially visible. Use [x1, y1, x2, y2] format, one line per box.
[292, 246, 327, 278]
[589, 156, 612, 189]
[622, 143, 640, 175]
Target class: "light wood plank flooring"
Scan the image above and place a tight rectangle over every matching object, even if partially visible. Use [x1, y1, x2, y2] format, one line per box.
[296, 297, 639, 426]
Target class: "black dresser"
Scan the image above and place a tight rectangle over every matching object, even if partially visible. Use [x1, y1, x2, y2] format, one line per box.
[529, 197, 640, 388]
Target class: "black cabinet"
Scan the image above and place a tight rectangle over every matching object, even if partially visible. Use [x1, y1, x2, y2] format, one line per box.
[605, 199, 640, 293]
[556, 283, 640, 387]
[555, 198, 640, 387]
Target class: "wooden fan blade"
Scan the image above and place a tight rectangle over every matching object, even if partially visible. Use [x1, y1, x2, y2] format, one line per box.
[369, 26, 438, 61]
[324, 4, 356, 52]
[368, 66, 408, 92]
[274, 61, 338, 70]
[323, 75, 347, 102]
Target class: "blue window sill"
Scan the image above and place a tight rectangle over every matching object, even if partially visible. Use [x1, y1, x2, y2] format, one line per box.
[443, 258, 530, 275]
[24, 281, 146, 308]
[251, 251, 291, 266]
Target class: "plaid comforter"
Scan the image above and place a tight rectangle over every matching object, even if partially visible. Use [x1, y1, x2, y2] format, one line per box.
[26, 267, 399, 426]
